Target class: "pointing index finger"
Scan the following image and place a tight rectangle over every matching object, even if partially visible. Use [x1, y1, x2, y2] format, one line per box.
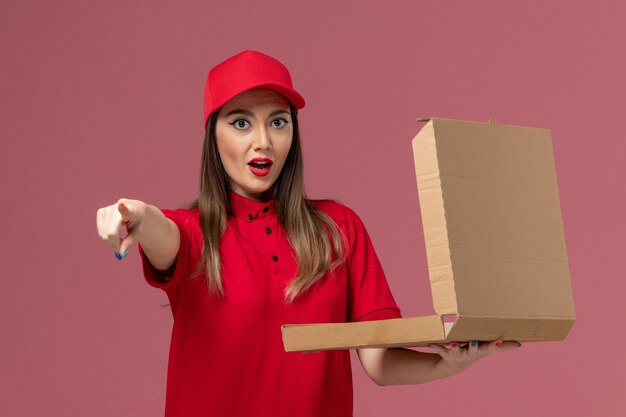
[117, 200, 135, 222]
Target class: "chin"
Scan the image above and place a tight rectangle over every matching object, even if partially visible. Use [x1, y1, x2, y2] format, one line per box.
[241, 184, 274, 200]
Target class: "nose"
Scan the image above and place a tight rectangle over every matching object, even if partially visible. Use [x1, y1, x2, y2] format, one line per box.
[252, 125, 272, 151]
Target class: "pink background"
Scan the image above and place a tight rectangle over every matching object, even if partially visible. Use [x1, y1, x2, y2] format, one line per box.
[1, 1, 624, 415]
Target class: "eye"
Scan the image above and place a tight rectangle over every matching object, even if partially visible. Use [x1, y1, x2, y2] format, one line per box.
[229, 119, 250, 130]
[271, 118, 289, 129]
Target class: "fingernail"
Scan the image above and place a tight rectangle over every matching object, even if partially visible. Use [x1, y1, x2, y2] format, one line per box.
[495, 340, 503, 347]
[450, 343, 459, 348]
[471, 341, 477, 347]
[115, 249, 128, 260]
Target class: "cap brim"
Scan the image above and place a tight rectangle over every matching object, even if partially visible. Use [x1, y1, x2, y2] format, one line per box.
[252, 83, 306, 110]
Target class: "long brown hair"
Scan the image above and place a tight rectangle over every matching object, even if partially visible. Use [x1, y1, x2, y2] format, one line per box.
[187, 104, 346, 303]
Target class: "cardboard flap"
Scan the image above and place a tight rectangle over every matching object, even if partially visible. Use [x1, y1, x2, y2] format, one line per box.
[412, 118, 575, 320]
[445, 316, 576, 342]
[281, 316, 445, 352]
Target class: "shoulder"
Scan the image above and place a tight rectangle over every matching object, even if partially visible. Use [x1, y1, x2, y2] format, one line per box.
[310, 199, 364, 230]
[161, 207, 200, 217]
[160, 207, 201, 227]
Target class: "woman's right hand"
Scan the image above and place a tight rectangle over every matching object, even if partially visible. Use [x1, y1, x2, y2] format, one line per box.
[96, 198, 147, 260]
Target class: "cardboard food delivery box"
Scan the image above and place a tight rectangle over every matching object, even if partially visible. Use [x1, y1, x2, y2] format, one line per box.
[281, 117, 575, 353]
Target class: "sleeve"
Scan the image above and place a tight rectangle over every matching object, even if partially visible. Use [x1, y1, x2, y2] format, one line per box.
[344, 208, 403, 322]
[137, 208, 203, 293]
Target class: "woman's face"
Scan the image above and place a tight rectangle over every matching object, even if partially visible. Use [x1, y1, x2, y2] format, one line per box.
[216, 89, 293, 201]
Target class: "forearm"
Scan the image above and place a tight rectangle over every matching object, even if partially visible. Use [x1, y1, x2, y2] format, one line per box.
[136, 204, 180, 270]
[364, 340, 518, 386]
[376, 347, 455, 386]
[358, 348, 456, 385]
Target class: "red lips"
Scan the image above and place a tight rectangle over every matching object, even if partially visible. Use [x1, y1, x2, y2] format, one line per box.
[247, 158, 273, 177]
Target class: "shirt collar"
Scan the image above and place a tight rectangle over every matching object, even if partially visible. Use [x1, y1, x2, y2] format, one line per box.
[228, 190, 276, 221]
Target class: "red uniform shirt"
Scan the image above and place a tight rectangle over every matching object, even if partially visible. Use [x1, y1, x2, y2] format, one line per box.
[138, 191, 402, 417]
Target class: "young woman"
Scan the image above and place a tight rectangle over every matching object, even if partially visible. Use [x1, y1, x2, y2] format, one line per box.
[96, 50, 519, 417]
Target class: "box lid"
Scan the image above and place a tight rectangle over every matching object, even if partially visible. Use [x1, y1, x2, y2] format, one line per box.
[413, 117, 575, 320]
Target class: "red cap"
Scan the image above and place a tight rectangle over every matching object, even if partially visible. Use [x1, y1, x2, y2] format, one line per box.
[203, 50, 306, 126]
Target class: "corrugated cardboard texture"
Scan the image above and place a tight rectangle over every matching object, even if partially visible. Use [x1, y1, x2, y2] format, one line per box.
[413, 118, 574, 320]
[282, 316, 445, 352]
[445, 317, 575, 342]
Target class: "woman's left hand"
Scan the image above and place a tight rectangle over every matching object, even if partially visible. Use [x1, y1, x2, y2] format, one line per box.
[428, 340, 522, 377]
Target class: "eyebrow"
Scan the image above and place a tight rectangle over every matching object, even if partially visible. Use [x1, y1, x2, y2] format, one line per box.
[226, 109, 290, 117]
